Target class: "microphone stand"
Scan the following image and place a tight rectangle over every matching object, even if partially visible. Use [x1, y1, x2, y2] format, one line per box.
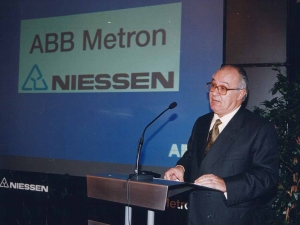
[129, 102, 177, 182]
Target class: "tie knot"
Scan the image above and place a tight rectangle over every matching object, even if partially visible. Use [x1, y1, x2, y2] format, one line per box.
[214, 119, 222, 127]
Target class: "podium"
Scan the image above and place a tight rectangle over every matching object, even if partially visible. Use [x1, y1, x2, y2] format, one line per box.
[86, 173, 194, 225]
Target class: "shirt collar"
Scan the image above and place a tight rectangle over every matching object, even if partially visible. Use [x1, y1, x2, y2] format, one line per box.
[210, 106, 241, 132]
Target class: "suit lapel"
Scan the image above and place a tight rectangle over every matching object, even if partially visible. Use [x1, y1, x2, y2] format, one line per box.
[196, 113, 214, 167]
[198, 108, 246, 176]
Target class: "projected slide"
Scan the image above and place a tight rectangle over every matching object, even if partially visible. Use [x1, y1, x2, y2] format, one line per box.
[19, 3, 181, 93]
[0, 0, 223, 170]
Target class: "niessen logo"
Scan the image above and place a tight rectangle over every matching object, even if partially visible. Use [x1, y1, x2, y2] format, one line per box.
[20, 64, 175, 93]
[0, 177, 49, 193]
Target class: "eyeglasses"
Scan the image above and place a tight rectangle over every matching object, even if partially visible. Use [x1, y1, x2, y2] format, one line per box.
[206, 82, 243, 95]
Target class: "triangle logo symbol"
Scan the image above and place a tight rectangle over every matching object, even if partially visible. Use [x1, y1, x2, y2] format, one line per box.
[0, 177, 9, 188]
[22, 64, 48, 91]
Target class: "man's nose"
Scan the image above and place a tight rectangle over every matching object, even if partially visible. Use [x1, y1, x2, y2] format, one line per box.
[212, 87, 220, 95]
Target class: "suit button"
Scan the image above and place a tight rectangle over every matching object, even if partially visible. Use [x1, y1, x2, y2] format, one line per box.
[207, 214, 212, 219]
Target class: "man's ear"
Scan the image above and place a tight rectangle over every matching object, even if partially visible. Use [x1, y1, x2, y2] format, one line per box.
[237, 89, 247, 101]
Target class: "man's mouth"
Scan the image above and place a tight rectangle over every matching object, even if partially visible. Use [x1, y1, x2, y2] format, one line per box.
[212, 98, 220, 103]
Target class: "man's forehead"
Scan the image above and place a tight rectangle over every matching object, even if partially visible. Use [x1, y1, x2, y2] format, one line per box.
[212, 79, 229, 86]
[212, 68, 239, 84]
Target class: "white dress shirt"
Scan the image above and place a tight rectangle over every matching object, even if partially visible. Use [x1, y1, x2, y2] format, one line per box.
[208, 106, 241, 198]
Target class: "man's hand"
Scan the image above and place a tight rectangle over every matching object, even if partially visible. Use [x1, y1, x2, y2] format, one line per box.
[194, 174, 226, 192]
[164, 166, 184, 182]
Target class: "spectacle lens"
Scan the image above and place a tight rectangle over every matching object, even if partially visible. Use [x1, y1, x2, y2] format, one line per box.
[207, 83, 228, 95]
[206, 82, 242, 95]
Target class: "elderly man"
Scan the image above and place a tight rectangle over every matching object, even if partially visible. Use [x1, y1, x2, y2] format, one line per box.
[164, 65, 278, 225]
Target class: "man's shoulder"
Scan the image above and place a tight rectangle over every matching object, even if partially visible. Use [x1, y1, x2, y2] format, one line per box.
[237, 107, 273, 127]
[193, 108, 272, 126]
[195, 111, 214, 121]
[191, 112, 213, 129]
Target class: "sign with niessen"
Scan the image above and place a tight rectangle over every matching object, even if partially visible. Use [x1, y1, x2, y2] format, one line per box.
[18, 3, 181, 93]
[0, 177, 49, 193]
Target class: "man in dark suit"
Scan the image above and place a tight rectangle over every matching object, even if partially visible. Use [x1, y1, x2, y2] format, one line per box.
[164, 65, 278, 225]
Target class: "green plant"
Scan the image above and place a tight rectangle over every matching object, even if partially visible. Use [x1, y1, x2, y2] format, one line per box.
[253, 67, 300, 224]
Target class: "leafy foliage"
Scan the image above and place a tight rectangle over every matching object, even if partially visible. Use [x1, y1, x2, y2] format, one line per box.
[253, 68, 300, 224]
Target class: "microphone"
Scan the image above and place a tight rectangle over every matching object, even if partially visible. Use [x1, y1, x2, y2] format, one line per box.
[129, 102, 177, 181]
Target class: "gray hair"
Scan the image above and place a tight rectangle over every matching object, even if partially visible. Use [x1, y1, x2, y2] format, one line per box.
[220, 65, 249, 101]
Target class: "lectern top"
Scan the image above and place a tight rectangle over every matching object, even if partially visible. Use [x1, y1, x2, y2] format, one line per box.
[87, 173, 189, 211]
[86, 173, 219, 211]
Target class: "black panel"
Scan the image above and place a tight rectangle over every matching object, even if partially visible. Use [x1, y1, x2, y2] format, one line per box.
[225, 0, 287, 64]
[0, 170, 88, 225]
[288, 0, 300, 80]
[0, 170, 188, 225]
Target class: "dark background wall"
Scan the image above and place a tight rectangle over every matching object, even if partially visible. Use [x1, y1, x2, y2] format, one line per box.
[1, 0, 299, 224]
[225, 0, 288, 110]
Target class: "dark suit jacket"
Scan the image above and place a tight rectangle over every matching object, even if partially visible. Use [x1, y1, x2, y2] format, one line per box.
[177, 108, 278, 225]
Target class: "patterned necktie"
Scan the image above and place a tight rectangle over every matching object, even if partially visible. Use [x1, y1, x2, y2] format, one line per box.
[204, 119, 222, 155]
